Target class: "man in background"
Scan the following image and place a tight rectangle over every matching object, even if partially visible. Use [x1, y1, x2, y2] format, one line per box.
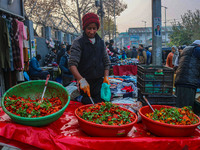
[29, 54, 49, 79]
[175, 40, 200, 109]
[44, 48, 57, 66]
[57, 44, 66, 64]
[59, 45, 74, 86]
[138, 44, 147, 64]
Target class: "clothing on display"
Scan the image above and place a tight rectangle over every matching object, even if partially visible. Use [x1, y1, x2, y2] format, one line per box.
[0, 15, 30, 96]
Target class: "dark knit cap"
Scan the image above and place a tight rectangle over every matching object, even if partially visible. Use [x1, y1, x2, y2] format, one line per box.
[82, 13, 100, 30]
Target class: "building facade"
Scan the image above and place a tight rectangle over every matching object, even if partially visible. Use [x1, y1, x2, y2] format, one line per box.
[117, 26, 173, 48]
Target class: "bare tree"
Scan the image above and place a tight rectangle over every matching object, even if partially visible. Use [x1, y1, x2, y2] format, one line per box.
[24, 0, 127, 37]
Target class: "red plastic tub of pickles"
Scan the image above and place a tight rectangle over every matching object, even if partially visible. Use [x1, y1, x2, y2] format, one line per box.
[75, 102, 138, 137]
[139, 105, 200, 137]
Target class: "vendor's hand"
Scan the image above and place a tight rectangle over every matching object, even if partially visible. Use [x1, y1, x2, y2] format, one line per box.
[103, 76, 110, 85]
[79, 78, 91, 97]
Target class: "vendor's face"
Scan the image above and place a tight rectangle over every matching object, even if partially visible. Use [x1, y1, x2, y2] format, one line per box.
[85, 23, 98, 38]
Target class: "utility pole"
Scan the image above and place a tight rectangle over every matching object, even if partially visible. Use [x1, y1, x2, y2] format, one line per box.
[113, 0, 117, 47]
[96, 0, 104, 39]
[100, 0, 104, 39]
[142, 21, 147, 46]
[152, 0, 162, 66]
[162, 5, 167, 47]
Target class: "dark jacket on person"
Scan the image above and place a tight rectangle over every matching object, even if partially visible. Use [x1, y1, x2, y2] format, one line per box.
[138, 48, 147, 64]
[146, 50, 151, 65]
[68, 32, 110, 80]
[175, 44, 200, 89]
[59, 52, 73, 78]
[57, 48, 66, 64]
[29, 57, 42, 75]
[126, 50, 132, 58]
[44, 51, 57, 66]
[109, 44, 119, 56]
[132, 48, 138, 58]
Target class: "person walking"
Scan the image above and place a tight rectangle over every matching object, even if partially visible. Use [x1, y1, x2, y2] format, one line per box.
[68, 13, 111, 104]
[175, 40, 200, 109]
[138, 44, 147, 64]
[166, 46, 178, 68]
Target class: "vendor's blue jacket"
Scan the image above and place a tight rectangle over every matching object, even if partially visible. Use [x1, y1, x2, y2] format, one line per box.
[59, 53, 73, 78]
[175, 44, 200, 89]
[29, 57, 42, 75]
[146, 50, 151, 65]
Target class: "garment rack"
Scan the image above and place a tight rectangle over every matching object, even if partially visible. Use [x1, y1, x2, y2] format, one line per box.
[0, 8, 24, 21]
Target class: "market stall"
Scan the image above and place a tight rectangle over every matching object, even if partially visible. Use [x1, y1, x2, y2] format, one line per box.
[113, 58, 138, 76]
[0, 101, 200, 150]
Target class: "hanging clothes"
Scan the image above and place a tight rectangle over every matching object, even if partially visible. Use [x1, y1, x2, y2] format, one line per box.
[23, 26, 29, 71]
[5, 18, 14, 71]
[15, 19, 27, 70]
[11, 19, 22, 70]
[0, 17, 11, 69]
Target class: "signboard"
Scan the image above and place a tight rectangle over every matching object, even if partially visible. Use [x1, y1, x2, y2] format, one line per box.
[130, 35, 140, 42]
[154, 17, 161, 37]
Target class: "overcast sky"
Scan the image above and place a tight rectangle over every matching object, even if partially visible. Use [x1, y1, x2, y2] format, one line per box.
[117, 0, 200, 32]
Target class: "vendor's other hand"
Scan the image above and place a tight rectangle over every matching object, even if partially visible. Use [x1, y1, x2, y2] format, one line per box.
[103, 76, 110, 85]
[79, 78, 91, 97]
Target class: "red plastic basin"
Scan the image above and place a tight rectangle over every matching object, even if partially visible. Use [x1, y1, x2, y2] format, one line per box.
[75, 104, 138, 137]
[139, 105, 200, 137]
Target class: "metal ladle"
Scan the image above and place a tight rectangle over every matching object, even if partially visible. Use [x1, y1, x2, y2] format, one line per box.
[39, 74, 50, 103]
[143, 96, 155, 112]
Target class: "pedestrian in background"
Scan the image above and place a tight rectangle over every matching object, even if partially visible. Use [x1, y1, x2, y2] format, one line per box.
[138, 44, 147, 64]
[105, 41, 113, 58]
[59, 45, 73, 87]
[145, 46, 151, 65]
[126, 47, 132, 58]
[166, 46, 178, 68]
[174, 45, 186, 71]
[109, 39, 119, 56]
[121, 47, 127, 60]
[131, 46, 138, 58]
[44, 48, 57, 66]
[57, 44, 66, 64]
[175, 40, 200, 109]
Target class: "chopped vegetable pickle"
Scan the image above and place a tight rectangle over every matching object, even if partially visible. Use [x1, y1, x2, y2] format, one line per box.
[4, 95, 62, 118]
[145, 106, 199, 125]
[77, 102, 136, 126]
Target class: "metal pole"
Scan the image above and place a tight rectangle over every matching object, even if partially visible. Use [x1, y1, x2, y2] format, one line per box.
[142, 21, 147, 46]
[114, 0, 116, 47]
[100, 0, 104, 39]
[152, 0, 162, 66]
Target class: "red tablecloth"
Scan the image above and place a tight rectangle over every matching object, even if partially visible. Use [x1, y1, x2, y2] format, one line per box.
[0, 101, 200, 150]
[113, 65, 137, 76]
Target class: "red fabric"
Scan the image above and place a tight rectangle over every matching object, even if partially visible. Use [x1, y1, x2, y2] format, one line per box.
[82, 13, 100, 30]
[0, 101, 200, 150]
[113, 65, 137, 76]
[121, 86, 134, 92]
